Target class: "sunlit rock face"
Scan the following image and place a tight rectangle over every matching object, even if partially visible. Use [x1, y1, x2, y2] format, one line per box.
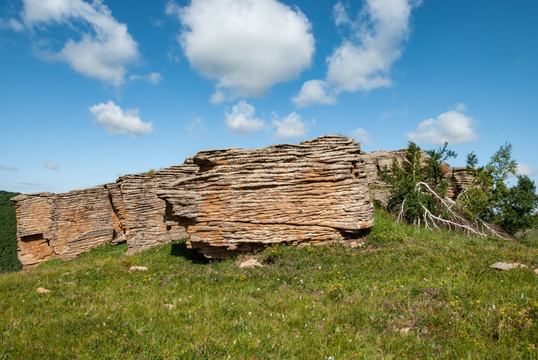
[159, 135, 374, 258]
[12, 135, 378, 268]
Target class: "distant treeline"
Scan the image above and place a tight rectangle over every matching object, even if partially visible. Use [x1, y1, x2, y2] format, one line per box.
[0, 191, 22, 272]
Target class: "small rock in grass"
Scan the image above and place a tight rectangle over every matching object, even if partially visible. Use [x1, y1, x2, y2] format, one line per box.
[36, 287, 51, 294]
[164, 303, 174, 310]
[237, 258, 264, 269]
[533, 268, 538, 275]
[489, 262, 528, 271]
[129, 266, 148, 272]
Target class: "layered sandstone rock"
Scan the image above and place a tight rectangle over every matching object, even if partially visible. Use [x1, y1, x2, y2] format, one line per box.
[12, 135, 474, 269]
[12, 135, 375, 267]
[12, 187, 123, 269]
[113, 163, 198, 254]
[159, 135, 374, 258]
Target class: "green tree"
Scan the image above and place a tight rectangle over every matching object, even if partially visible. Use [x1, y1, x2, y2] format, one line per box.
[498, 176, 538, 235]
[0, 191, 22, 272]
[385, 142, 456, 224]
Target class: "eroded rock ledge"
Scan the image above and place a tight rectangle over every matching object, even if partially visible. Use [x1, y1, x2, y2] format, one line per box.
[12, 135, 374, 268]
[11, 135, 474, 269]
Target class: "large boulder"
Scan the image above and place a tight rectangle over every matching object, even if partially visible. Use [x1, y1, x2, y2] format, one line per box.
[12, 135, 374, 268]
[158, 135, 374, 258]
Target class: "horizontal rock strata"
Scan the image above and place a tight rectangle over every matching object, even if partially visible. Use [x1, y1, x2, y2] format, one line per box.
[12, 135, 375, 267]
[12, 135, 474, 269]
[13, 187, 123, 269]
[159, 135, 374, 258]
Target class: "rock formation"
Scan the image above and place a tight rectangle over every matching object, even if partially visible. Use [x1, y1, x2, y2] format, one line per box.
[11, 135, 475, 269]
[13, 187, 123, 268]
[12, 135, 374, 268]
[158, 135, 374, 258]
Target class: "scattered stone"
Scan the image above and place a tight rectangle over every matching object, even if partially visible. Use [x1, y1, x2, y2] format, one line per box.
[36, 287, 51, 294]
[533, 268, 538, 275]
[237, 258, 264, 269]
[129, 266, 148, 271]
[163, 303, 174, 310]
[345, 239, 365, 248]
[489, 262, 528, 271]
[423, 287, 439, 297]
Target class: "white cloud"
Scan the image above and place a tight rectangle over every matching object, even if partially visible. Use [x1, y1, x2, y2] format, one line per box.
[0, 165, 18, 172]
[333, 2, 351, 27]
[89, 101, 153, 137]
[225, 100, 264, 135]
[273, 112, 307, 139]
[349, 128, 372, 145]
[21, 0, 139, 86]
[171, 0, 314, 99]
[294, 0, 419, 106]
[516, 164, 537, 177]
[292, 80, 337, 108]
[129, 72, 163, 84]
[186, 117, 205, 139]
[0, 18, 24, 31]
[406, 106, 478, 145]
[43, 161, 59, 171]
[209, 90, 227, 105]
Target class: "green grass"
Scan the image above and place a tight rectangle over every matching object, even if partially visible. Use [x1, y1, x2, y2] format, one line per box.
[0, 209, 536, 359]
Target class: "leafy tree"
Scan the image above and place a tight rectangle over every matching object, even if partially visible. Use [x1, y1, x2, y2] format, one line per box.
[0, 191, 22, 272]
[498, 176, 538, 235]
[384, 141, 538, 237]
[385, 142, 456, 224]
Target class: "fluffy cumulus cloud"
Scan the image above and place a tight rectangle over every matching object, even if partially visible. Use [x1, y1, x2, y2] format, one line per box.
[20, 0, 139, 86]
[349, 128, 372, 145]
[225, 100, 264, 135]
[294, 0, 420, 106]
[406, 105, 478, 145]
[169, 0, 314, 100]
[292, 80, 336, 108]
[89, 101, 153, 137]
[43, 161, 59, 171]
[516, 164, 537, 177]
[273, 112, 307, 139]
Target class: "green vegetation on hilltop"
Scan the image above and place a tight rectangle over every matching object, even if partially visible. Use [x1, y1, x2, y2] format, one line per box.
[383, 142, 538, 236]
[0, 191, 22, 272]
[0, 209, 536, 359]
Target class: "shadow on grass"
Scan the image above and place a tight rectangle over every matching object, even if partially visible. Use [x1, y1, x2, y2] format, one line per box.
[170, 241, 210, 264]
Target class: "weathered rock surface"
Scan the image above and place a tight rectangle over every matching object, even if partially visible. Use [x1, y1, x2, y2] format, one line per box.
[11, 135, 474, 269]
[12, 135, 374, 268]
[13, 187, 123, 269]
[159, 135, 374, 258]
[489, 262, 529, 271]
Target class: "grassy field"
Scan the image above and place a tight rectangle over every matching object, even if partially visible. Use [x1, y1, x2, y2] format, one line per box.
[0, 209, 536, 359]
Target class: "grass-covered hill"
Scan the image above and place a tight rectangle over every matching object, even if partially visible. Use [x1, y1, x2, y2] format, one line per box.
[0, 209, 536, 359]
[0, 190, 22, 272]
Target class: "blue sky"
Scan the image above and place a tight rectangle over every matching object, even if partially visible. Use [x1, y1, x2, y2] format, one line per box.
[1, 0, 537, 193]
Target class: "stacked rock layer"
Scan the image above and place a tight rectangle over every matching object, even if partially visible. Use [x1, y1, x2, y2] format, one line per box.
[158, 135, 374, 258]
[11, 135, 474, 268]
[11, 135, 374, 268]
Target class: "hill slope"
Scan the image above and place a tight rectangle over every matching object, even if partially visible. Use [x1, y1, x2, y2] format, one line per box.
[0, 209, 536, 359]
